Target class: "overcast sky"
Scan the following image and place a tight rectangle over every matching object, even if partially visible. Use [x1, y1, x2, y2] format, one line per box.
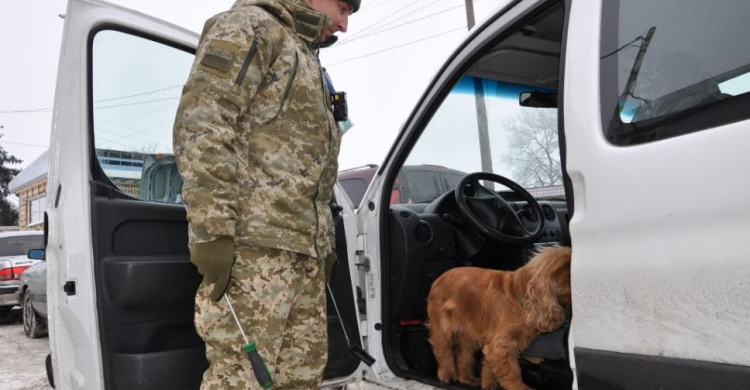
[0, 0, 503, 173]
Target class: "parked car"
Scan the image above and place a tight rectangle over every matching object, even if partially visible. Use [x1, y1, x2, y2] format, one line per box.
[338, 164, 466, 207]
[0, 231, 43, 317]
[45, 0, 750, 389]
[17, 248, 48, 338]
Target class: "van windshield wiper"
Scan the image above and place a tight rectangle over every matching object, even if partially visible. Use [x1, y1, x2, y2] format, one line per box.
[618, 26, 657, 107]
[602, 26, 656, 137]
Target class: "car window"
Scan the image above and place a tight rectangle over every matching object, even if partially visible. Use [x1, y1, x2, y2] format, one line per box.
[0, 236, 44, 257]
[91, 29, 194, 203]
[339, 178, 369, 207]
[600, 0, 750, 145]
[399, 169, 443, 204]
[441, 171, 466, 193]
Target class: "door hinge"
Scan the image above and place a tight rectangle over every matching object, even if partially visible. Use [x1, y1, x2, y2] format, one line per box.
[63, 281, 76, 296]
[355, 257, 370, 272]
[355, 234, 370, 271]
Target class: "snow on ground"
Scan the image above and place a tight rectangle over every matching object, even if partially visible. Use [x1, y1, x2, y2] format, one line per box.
[0, 308, 51, 390]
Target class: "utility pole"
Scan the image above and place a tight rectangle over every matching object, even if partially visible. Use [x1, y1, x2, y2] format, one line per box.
[465, 0, 493, 177]
[465, 0, 476, 29]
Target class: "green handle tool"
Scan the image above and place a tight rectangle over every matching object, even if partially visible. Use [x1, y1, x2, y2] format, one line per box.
[224, 294, 273, 389]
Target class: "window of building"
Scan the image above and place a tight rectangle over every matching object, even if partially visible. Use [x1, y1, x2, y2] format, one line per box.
[29, 196, 46, 226]
[600, 0, 750, 145]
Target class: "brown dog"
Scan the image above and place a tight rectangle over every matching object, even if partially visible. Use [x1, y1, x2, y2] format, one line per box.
[427, 246, 572, 390]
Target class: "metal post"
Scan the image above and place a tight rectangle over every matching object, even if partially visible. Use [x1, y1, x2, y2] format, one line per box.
[465, 0, 476, 29]
[465, 0, 493, 177]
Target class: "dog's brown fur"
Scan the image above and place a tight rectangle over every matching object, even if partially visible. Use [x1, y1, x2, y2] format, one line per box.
[427, 246, 572, 390]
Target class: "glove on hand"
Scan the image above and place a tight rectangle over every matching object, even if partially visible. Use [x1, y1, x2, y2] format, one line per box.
[324, 251, 338, 283]
[190, 236, 236, 301]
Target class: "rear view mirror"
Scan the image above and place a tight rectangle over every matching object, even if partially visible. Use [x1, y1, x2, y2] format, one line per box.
[28, 249, 46, 261]
[519, 91, 558, 108]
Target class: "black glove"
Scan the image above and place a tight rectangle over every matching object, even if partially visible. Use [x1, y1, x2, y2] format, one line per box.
[190, 236, 236, 301]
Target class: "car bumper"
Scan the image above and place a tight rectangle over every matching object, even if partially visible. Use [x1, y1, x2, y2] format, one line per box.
[0, 285, 20, 307]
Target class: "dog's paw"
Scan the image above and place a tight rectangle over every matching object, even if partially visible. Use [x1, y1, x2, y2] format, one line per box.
[437, 368, 457, 384]
[480, 376, 500, 390]
[457, 374, 480, 386]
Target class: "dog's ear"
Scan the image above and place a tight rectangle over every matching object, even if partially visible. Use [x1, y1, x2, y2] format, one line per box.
[522, 258, 566, 333]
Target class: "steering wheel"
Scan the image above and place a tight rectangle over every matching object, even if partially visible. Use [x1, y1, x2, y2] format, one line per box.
[455, 172, 545, 245]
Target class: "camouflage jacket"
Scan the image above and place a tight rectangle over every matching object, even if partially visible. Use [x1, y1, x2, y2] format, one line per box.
[174, 0, 341, 259]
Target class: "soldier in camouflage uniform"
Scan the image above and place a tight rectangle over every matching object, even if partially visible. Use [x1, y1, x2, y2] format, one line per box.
[173, 0, 360, 388]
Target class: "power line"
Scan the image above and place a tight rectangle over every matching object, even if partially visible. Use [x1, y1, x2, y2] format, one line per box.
[93, 133, 136, 151]
[333, 0, 482, 47]
[339, 2, 466, 46]
[0, 140, 48, 148]
[120, 100, 178, 126]
[327, 26, 466, 67]
[356, 0, 399, 14]
[95, 115, 174, 141]
[0, 84, 183, 114]
[94, 96, 180, 110]
[341, 0, 431, 44]
[364, 0, 446, 32]
[95, 84, 182, 103]
[0, 107, 52, 114]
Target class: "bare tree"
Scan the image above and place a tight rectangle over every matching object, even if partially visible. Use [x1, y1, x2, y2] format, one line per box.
[502, 109, 562, 187]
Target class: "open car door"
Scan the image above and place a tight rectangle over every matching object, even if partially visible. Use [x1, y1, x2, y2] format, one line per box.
[47, 1, 363, 388]
[350, 0, 750, 389]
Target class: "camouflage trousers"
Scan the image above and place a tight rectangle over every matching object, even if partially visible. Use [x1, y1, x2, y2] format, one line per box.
[195, 246, 328, 389]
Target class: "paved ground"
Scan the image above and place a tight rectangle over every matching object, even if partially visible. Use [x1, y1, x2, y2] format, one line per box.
[0, 308, 51, 390]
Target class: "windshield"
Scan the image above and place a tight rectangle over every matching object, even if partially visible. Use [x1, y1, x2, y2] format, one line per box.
[401, 76, 564, 203]
[0, 235, 44, 257]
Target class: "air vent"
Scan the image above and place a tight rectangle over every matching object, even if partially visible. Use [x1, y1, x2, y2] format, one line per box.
[400, 211, 411, 219]
[542, 205, 556, 221]
[414, 222, 433, 243]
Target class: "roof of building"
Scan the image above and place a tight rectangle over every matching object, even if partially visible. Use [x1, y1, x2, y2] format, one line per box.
[9, 149, 49, 193]
[0, 230, 43, 238]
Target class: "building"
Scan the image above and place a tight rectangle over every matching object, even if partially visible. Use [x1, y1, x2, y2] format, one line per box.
[8, 150, 48, 231]
[9, 149, 145, 230]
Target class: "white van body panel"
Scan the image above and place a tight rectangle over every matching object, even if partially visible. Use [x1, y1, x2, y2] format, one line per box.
[356, 170, 388, 382]
[48, 1, 198, 388]
[329, 182, 369, 387]
[565, 0, 750, 366]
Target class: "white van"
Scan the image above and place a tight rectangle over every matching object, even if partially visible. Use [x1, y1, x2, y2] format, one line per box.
[45, 0, 750, 389]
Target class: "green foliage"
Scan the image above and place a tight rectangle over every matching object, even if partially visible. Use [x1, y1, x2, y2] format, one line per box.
[0, 134, 22, 226]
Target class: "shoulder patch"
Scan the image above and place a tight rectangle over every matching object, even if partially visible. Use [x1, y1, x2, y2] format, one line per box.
[199, 39, 240, 76]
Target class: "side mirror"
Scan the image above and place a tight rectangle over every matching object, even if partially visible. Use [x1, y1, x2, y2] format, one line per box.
[28, 249, 46, 261]
[519, 91, 558, 108]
